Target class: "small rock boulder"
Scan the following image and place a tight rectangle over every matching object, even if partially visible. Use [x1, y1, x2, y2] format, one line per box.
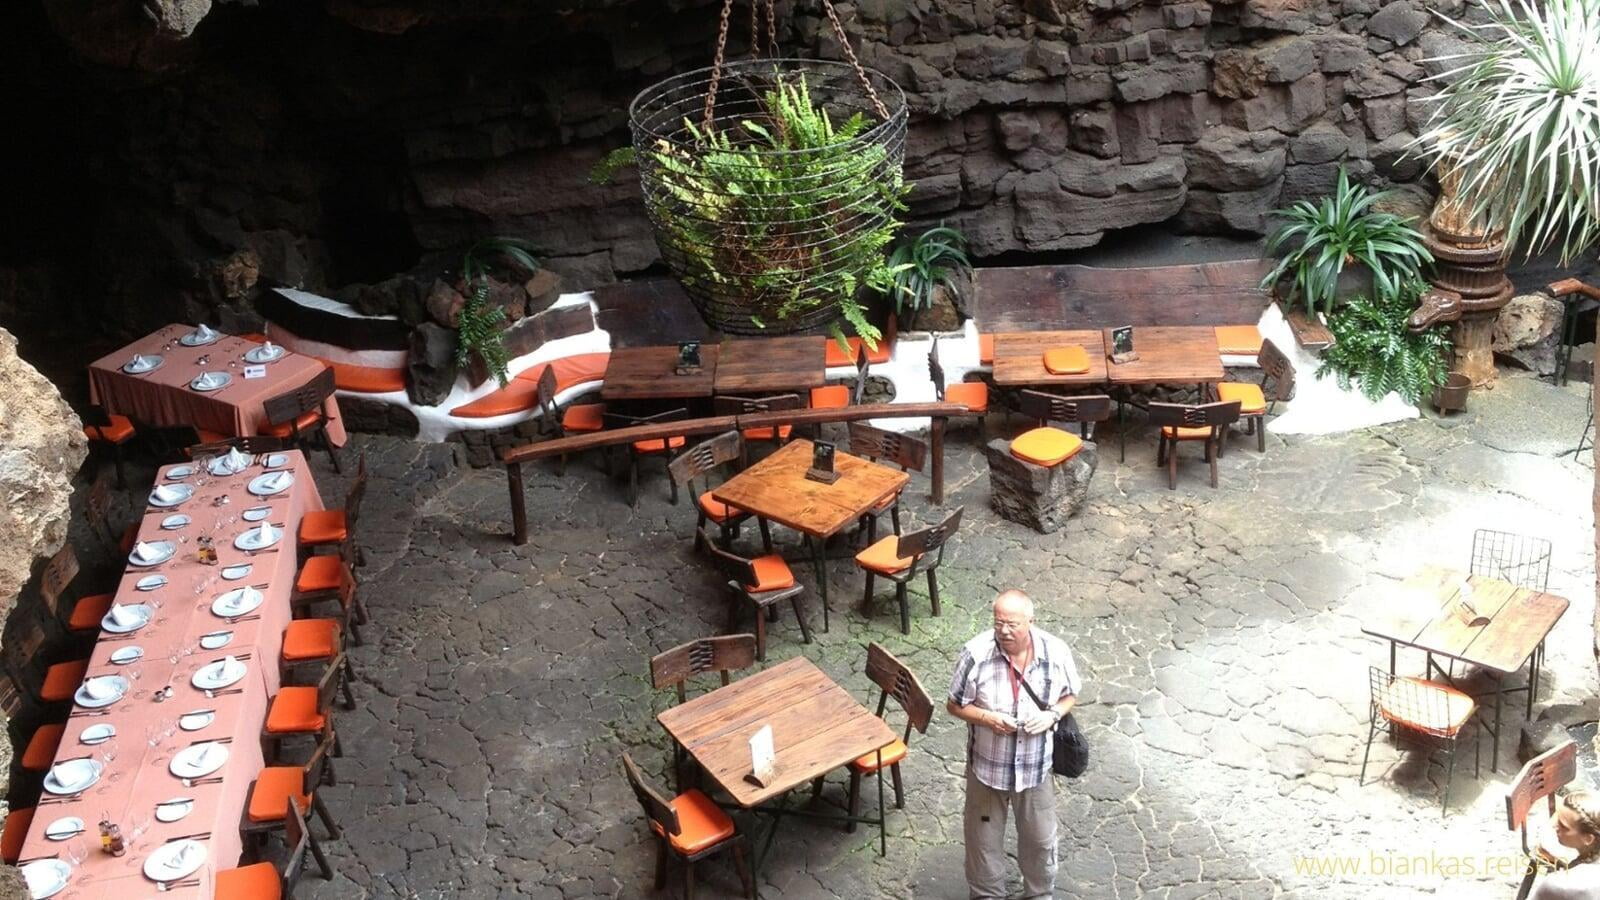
[407, 322, 460, 407]
[523, 269, 564, 314]
[983, 437, 1098, 534]
[425, 280, 466, 328]
[1493, 293, 1564, 376]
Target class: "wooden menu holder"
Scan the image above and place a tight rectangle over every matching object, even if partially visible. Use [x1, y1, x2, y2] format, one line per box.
[1109, 325, 1140, 364]
[745, 724, 779, 787]
[674, 340, 703, 376]
[805, 440, 841, 484]
[1455, 598, 1490, 627]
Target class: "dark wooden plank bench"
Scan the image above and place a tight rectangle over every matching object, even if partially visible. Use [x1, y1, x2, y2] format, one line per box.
[971, 259, 1277, 331]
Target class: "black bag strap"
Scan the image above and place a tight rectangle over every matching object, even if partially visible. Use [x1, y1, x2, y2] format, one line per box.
[1016, 663, 1053, 713]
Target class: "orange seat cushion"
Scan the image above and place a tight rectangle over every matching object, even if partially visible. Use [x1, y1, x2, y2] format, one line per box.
[741, 424, 793, 442]
[809, 385, 851, 409]
[21, 723, 65, 771]
[327, 361, 407, 394]
[1160, 425, 1214, 441]
[698, 491, 742, 523]
[648, 789, 737, 855]
[1379, 677, 1476, 736]
[1215, 325, 1264, 356]
[1042, 346, 1090, 375]
[297, 509, 347, 546]
[850, 738, 908, 773]
[1, 808, 34, 865]
[633, 435, 686, 454]
[1009, 427, 1083, 468]
[85, 414, 136, 444]
[66, 592, 115, 632]
[295, 555, 342, 594]
[747, 554, 796, 592]
[1217, 381, 1267, 414]
[561, 403, 606, 433]
[248, 766, 310, 823]
[196, 429, 231, 444]
[825, 334, 892, 367]
[944, 381, 989, 413]
[448, 379, 541, 419]
[40, 659, 89, 703]
[978, 334, 995, 365]
[855, 535, 918, 575]
[531, 353, 612, 393]
[238, 333, 269, 344]
[265, 686, 327, 735]
[281, 618, 340, 662]
[262, 409, 324, 438]
[215, 861, 283, 900]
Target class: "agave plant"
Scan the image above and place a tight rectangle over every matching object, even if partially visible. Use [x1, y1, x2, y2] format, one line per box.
[886, 225, 972, 331]
[1416, 0, 1600, 262]
[1261, 167, 1434, 318]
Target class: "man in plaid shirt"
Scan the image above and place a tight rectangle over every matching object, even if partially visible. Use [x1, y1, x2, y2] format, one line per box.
[947, 589, 1081, 899]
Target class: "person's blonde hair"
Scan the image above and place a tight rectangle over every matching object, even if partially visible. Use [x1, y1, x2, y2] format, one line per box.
[1564, 790, 1600, 864]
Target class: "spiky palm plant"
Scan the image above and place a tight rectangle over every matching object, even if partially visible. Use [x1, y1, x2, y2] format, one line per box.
[1416, 0, 1600, 262]
[886, 226, 972, 331]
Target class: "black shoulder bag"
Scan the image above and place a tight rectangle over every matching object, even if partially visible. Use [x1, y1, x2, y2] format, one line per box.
[1018, 674, 1089, 779]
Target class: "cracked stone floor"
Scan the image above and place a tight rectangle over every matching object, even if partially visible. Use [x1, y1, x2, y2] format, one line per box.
[171, 372, 1595, 899]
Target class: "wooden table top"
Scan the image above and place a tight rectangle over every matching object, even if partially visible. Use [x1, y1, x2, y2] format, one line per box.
[713, 439, 909, 539]
[658, 657, 898, 808]
[1103, 325, 1225, 385]
[991, 330, 1110, 387]
[713, 336, 826, 394]
[602, 344, 721, 400]
[1360, 566, 1569, 674]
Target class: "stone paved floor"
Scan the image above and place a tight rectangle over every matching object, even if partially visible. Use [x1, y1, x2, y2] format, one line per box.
[273, 372, 1593, 899]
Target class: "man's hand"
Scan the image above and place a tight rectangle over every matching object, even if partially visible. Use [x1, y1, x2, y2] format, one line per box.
[1020, 708, 1058, 736]
[987, 712, 1017, 735]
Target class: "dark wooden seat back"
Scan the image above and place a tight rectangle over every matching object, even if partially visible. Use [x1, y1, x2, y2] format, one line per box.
[187, 435, 293, 458]
[849, 342, 871, 404]
[698, 529, 760, 589]
[668, 431, 743, 489]
[617, 407, 691, 453]
[1149, 400, 1241, 430]
[623, 752, 682, 837]
[864, 642, 935, 741]
[1507, 740, 1577, 854]
[535, 366, 563, 433]
[345, 453, 369, 526]
[315, 652, 348, 716]
[649, 634, 758, 704]
[846, 422, 927, 473]
[84, 476, 116, 545]
[264, 368, 336, 429]
[39, 546, 79, 618]
[302, 726, 338, 798]
[282, 802, 315, 893]
[1258, 339, 1295, 403]
[713, 393, 804, 416]
[897, 506, 964, 571]
[1016, 390, 1112, 427]
[928, 340, 950, 401]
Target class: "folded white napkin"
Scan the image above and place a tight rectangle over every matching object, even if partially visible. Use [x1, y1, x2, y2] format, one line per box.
[51, 759, 90, 784]
[109, 603, 135, 627]
[84, 677, 117, 700]
[262, 341, 277, 355]
[132, 540, 159, 560]
[172, 841, 194, 864]
[195, 323, 215, 339]
[253, 522, 273, 544]
[152, 484, 179, 502]
[225, 446, 247, 470]
[131, 354, 150, 368]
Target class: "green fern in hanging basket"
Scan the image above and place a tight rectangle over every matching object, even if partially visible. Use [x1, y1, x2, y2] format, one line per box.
[454, 237, 540, 387]
[1317, 279, 1453, 405]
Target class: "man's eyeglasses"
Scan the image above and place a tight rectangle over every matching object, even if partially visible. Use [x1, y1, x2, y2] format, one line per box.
[993, 619, 1028, 632]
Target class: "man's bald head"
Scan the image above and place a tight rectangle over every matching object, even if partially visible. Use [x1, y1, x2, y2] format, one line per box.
[994, 589, 1035, 621]
[993, 589, 1035, 654]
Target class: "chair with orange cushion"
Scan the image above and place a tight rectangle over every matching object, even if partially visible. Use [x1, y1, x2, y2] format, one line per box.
[217, 803, 330, 899]
[297, 453, 366, 558]
[929, 338, 989, 434]
[185, 435, 293, 460]
[650, 634, 758, 788]
[811, 643, 933, 840]
[0, 806, 34, 865]
[622, 751, 753, 900]
[713, 393, 804, 469]
[261, 367, 340, 473]
[978, 333, 995, 366]
[34, 544, 105, 638]
[291, 556, 365, 645]
[810, 342, 869, 411]
[699, 530, 811, 662]
[1008, 390, 1111, 467]
[282, 564, 358, 676]
[855, 507, 963, 635]
[606, 407, 690, 508]
[265, 652, 353, 763]
[241, 725, 340, 858]
[1214, 338, 1294, 453]
[1360, 667, 1479, 814]
[535, 365, 606, 476]
[667, 432, 751, 552]
[1215, 324, 1264, 358]
[36, 657, 90, 706]
[19, 721, 66, 773]
[1149, 401, 1240, 490]
[82, 406, 136, 488]
[844, 422, 925, 547]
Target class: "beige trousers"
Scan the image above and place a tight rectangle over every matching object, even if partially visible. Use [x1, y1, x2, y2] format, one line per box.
[963, 764, 1058, 899]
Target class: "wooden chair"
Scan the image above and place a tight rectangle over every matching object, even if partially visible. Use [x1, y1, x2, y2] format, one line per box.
[855, 507, 963, 635]
[649, 635, 758, 705]
[81, 406, 136, 488]
[811, 342, 869, 410]
[0, 806, 34, 866]
[298, 453, 366, 559]
[1215, 338, 1294, 453]
[813, 643, 934, 840]
[18, 721, 66, 774]
[699, 530, 812, 661]
[241, 725, 340, 864]
[261, 367, 340, 472]
[291, 554, 366, 645]
[713, 394, 804, 465]
[536, 365, 606, 475]
[845, 422, 925, 546]
[1004, 390, 1107, 470]
[1506, 740, 1579, 900]
[265, 651, 353, 763]
[35, 545, 110, 638]
[929, 338, 989, 433]
[82, 474, 136, 557]
[186, 435, 293, 459]
[622, 751, 753, 900]
[216, 803, 331, 898]
[1149, 401, 1241, 489]
[609, 407, 691, 508]
[668, 432, 751, 552]
[1359, 666, 1479, 815]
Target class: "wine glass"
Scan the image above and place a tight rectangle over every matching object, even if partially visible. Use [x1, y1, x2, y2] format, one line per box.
[63, 837, 88, 868]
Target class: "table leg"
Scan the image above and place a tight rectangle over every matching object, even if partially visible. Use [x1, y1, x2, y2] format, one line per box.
[1492, 671, 1505, 774]
[752, 790, 791, 896]
[1118, 399, 1126, 463]
[1388, 642, 1396, 677]
[811, 535, 830, 632]
[507, 463, 528, 545]
[876, 746, 886, 858]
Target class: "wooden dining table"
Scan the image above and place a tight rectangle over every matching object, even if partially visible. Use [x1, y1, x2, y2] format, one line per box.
[990, 330, 1110, 387]
[1103, 325, 1225, 386]
[712, 440, 908, 631]
[1360, 566, 1568, 771]
[601, 344, 721, 401]
[712, 337, 826, 395]
[657, 657, 898, 882]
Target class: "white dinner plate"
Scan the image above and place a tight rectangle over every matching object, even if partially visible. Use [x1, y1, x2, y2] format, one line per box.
[78, 723, 115, 745]
[127, 541, 175, 567]
[247, 472, 293, 496]
[168, 742, 229, 779]
[44, 758, 103, 795]
[44, 815, 84, 841]
[220, 563, 252, 580]
[100, 604, 152, 634]
[155, 797, 195, 824]
[135, 574, 167, 591]
[148, 484, 193, 508]
[122, 354, 164, 374]
[190, 657, 246, 691]
[199, 631, 233, 650]
[164, 465, 193, 479]
[240, 507, 271, 523]
[74, 675, 128, 709]
[262, 453, 288, 468]
[179, 329, 219, 347]
[190, 372, 232, 392]
[20, 858, 71, 898]
[109, 646, 144, 665]
[178, 710, 214, 732]
[160, 514, 190, 530]
[244, 344, 285, 363]
[211, 587, 263, 618]
[234, 524, 280, 551]
[209, 453, 254, 476]
[143, 839, 208, 883]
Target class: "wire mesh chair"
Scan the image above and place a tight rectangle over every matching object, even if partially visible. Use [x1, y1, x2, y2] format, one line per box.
[1359, 667, 1479, 815]
[1469, 529, 1555, 715]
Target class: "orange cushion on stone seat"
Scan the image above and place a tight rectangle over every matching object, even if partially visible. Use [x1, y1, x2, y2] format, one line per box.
[40, 659, 89, 703]
[1217, 382, 1267, 414]
[247, 766, 310, 823]
[297, 509, 347, 546]
[281, 618, 340, 662]
[747, 554, 796, 592]
[85, 415, 136, 444]
[448, 380, 541, 419]
[535, 353, 612, 393]
[215, 861, 283, 900]
[850, 738, 908, 773]
[295, 555, 342, 594]
[944, 381, 989, 413]
[1160, 425, 1213, 441]
[698, 491, 742, 523]
[809, 384, 851, 409]
[1009, 427, 1082, 468]
[979, 334, 995, 365]
[1042, 346, 1090, 375]
[855, 535, 918, 575]
[1, 807, 35, 865]
[1215, 325, 1264, 356]
[66, 592, 115, 632]
[633, 435, 686, 454]
[265, 686, 327, 735]
[1379, 677, 1476, 736]
[327, 361, 407, 394]
[21, 723, 65, 771]
[562, 403, 607, 433]
[262, 409, 324, 438]
[741, 424, 793, 442]
[648, 789, 737, 855]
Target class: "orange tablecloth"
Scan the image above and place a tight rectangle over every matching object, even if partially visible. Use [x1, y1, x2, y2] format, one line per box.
[89, 324, 347, 447]
[18, 451, 324, 898]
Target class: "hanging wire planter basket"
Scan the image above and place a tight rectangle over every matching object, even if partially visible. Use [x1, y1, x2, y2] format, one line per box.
[628, 55, 909, 336]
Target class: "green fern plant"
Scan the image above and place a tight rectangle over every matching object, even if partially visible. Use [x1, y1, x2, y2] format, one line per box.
[1317, 279, 1453, 405]
[455, 237, 539, 387]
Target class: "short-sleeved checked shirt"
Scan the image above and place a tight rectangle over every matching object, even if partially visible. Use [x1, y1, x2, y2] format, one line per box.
[948, 627, 1081, 792]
